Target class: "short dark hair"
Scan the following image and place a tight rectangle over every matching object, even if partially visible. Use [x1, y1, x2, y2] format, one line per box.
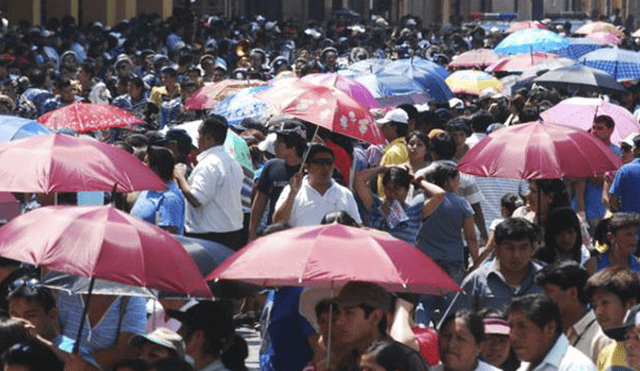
[429, 132, 456, 160]
[362, 341, 413, 371]
[201, 115, 228, 145]
[439, 310, 485, 344]
[80, 59, 97, 77]
[111, 358, 150, 371]
[534, 260, 590, 305]
[585, 267, 640, 306]
[500, 192, 523, 217]
[320, 211, 359, 227]
[147, 146, 175, 182]
[494, 217, 538, 246]
[276, 132, 307, 158]
[509, 294, 563, 338]
[381, 167, 411, 190]
[149, 356, 193, 371]
[7, 280, 56, 314]
[608, 212, 640, 234]
[306, 144, 334, 162]
[129, 75, 145, 89]
[391, 122, 408, 137]
[398, 104, 418, 121]
[1, 340, 64, 371]
[424, 162, 458, 188]
[595, 114, 615, 129]
[469, 109, 494, 133]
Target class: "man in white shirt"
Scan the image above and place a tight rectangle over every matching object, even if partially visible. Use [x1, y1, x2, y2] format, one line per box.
[174, 115, 244, 249]
[273, 144, 362, 227]
[509, 294, 596, 371]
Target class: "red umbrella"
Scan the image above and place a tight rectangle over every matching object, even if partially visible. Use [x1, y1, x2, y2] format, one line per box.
[448, 48, 502, 69]
[256, 79, 385, 145]
[37, 103, 144, 133]
[184, 79, 268, 110]
[0, 134, 165, 193]
[300, 73, 380, 108]
[507, 21, 548, 33]
[208, 223, 460, 295]
[486, 52, 569, 72]
[457, 121, 622, 179]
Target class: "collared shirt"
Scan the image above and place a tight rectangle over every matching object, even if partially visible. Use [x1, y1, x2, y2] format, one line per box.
[275, 177, 362, 227]
[517, 334, 595, 371]
[185, 145, 244, 233]
[566, 310, 601, 361]
[447, 259, 543, 314]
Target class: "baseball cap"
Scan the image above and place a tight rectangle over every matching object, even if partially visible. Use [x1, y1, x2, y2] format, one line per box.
[605, 304, 640, 341]
[449, 98, 464, 110]
[478, 88, 503, 102]
[129, 327, 186, 359]
[376, 108, 409, 125]
[257, 132, 277, 155]
[333, 282, 391, 311]
[168, 301, 235, 343]
[272, 120, 307, 140]
[483, 317, 510, 335]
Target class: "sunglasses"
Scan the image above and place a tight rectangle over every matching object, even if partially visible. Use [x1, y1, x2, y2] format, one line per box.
[309, 158, 333, 166]
[10, 277, 39, 291]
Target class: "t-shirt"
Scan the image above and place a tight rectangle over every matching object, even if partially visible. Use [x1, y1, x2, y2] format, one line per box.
[130, 181, 186, 235]
[367, 195, 424, 245]
[597, 342, 634, 371]
[256, 159, 301, 224]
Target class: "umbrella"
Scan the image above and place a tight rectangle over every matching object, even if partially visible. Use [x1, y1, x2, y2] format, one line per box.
[494, 29, 569, 55]
[300, 73, 380, 108]
[37, 103, 144, 133]
[0, 133, 166, 193]
[211, 85, 272, 126]
[551, 37, 606, 59]
[445, 70, 503, 95]
[580, 47, 640, 82]
[344, 58, 389, 75]
[184, 79, 268, 110]
[352, 71, 436, 107]
[256, 79, 385, 145]
[457, 121, 622, 179]
[585, 32, 621, 45]
[448, 48, 502, 69]
[506, 20, 547, 33]
[0, 115, 52, 142]
[208, 223, 461, 295]
[540, 97, 640, 145]
[385, 58, 451, 80]
[486, 52, 567, 73]
[533, 63, 626, 94]
[575, 21, 625, 37]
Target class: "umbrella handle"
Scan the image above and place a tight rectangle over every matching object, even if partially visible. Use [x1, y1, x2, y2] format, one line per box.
[73, 276, 96, 354]
[299, 125, 321, 173]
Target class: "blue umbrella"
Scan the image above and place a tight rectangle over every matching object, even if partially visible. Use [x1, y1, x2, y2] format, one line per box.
[386, 58, 450, 80]
[494, 29, 569, 55]
[212, 85, 271, 126]
[344, 58, 389, 75]
[0, 115, 52, 142]
[353, 70, 453, 106]
[580, 47, 640, 82]
[551, 37, 605, 59]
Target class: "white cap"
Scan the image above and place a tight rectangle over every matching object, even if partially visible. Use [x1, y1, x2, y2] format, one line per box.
[622, 132, 639, 147]
[449, 97, 464, 110]
[376, 108, 409, 125]
[257, 132, 277, 155]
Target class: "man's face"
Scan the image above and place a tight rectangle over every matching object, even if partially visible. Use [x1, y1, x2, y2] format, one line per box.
[591, 288, 628, 330]
[138, 340, 172, 363]
[274, 135, 288, 159]
[128, 82, 143, 101]
[623, 325, 640, 367]
[380, 122, 397, 141]
[333, 306, 377, 347]
[161, 72, 175, 88]
[508, 310, 556, 363]
[438, 318, 482, 371]
[494, 238, 532, 276]
[9, 298, 56, 339]
[541, 283, 571, 316]
[591, 120, 614, 142]
[481, 334, 511, 367]
[306, 152, 334, 185]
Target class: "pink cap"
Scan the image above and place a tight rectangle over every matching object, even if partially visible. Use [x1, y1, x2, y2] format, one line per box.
[483, 317, 510, 335]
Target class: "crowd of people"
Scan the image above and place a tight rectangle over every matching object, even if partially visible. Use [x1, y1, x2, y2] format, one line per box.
[1, 5, 640, 371]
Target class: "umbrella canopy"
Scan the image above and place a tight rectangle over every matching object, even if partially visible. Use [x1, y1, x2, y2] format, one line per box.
[552, 37, 606, 59]
[575, 21, 625, 37]
[300, 73, 380, 108]
[580, 47, 640, 82]
[0, 115, 52, 142]
[533, 63, 626, 94]
[0, 205, 212, 298]
[184, 79, 268, 110]
[506, 20, 547, 33]
[445, 70, 503, 95]
[344, 58, 389, 75]
[212, 85, 271, 126]
[486, 52, 567, 73]
[585, 32, 621, 45]
[37, 103, 144, 133]
[256, 79, 385, 145]
[352, 72, 436, 107]
[494, 29, 569, 55]
[457, 121, 622, 179]
[540, 97, 640, 145]
[385, 58, 451, 80]
[448, 48, 503, 69]
[0, 133, 166, 193]
[208, 223, 461, 295]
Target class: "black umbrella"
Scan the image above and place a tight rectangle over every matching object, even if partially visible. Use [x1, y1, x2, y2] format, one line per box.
[533, 63, 626, 94]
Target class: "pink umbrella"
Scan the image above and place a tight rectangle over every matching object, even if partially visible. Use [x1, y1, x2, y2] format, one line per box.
[458, 121, 622, 179]
[540, 97, 640, 145]
[0, 134, 165, 193]
[585, 32, 621, 45]
[448, 48, 502, 69]
[486, 52, 567, 72]
[300, 73, 380, 108]
[37, 103, 144, 133]
[507, 21, 548, 33]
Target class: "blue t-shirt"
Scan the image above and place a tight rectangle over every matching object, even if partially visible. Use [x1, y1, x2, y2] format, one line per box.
[130, 181, 185, 235]
[367, 195, 424, 245]
[260, 287, 315, 371]
[610, 158, 640, 213]
[415, 192, 474, 262]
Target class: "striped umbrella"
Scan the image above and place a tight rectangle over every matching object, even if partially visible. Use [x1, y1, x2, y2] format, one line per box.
[580, 47, 640, 82]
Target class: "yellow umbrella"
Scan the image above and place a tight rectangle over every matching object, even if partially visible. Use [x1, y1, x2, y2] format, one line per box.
[445, 70, 503, 96]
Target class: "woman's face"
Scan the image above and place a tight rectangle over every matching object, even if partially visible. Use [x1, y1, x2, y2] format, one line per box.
[480, 334, 511, 368]
[450, 130, 467, 149]
[439, 318, 481, 371]
[406, 135, 428, 163]
[383, 180, 409, 203]
[554, 228, 578, 254]
[611, 226, 639, 256]
[526, 182, 551, 215]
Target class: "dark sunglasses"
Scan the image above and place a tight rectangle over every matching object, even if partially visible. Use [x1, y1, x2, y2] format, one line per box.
[10, 277, 39, 291]
[309, 158, 333, 166]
